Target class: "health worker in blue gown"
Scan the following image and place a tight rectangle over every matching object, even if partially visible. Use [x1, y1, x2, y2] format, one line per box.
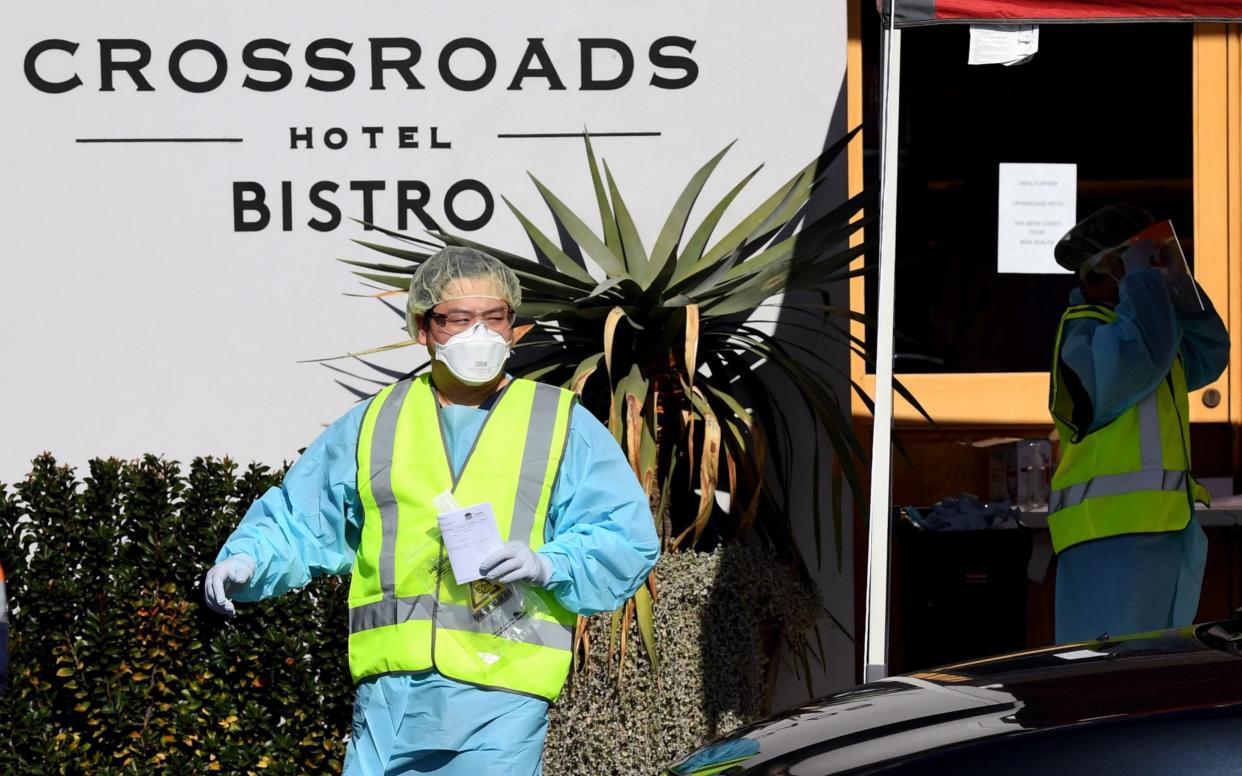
[204, 247, 660, 775]
[1047, 205, 1228, 644]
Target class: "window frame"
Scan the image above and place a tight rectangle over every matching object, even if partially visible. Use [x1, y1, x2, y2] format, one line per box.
[846, 21, 1237, 428]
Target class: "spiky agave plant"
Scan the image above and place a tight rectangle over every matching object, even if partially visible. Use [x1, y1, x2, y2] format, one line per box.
[337, 128, 911, 684]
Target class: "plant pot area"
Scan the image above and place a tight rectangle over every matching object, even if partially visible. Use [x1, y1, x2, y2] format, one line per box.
[544, 545, 820, 776]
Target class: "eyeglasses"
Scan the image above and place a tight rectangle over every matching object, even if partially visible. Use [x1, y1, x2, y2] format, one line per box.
[426, 306, 516, 336]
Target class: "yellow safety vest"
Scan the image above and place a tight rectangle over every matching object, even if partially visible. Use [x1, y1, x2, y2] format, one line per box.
[1048, 304, 1209, 554]
[348, 375, 578, 701]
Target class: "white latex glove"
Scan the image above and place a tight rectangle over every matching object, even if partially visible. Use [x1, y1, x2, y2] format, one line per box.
[479, 541, 552, 586]
[204, 555, 256, 616]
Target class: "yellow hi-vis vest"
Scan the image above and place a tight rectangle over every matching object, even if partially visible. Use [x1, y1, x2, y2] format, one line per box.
[1048, 303, 1210, 554]
[348, 374, 579, 701]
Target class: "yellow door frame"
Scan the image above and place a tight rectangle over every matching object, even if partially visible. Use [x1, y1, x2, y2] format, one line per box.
[847, 16, 1236, 428]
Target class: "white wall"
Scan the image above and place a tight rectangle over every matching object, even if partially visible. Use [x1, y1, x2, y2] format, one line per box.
[2, 0, 857, 695]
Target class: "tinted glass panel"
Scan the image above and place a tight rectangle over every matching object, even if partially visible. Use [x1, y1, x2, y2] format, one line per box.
[862, 21, 1193, 374]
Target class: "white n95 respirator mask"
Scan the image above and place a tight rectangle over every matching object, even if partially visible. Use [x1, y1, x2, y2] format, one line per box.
[434, 323, 511, 385]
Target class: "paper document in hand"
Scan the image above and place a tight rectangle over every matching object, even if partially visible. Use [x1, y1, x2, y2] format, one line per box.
[1129, 220, 1204, 313]
[437, 502, 503, 585]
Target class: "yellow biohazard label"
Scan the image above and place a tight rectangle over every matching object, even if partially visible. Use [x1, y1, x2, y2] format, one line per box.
[469, 579, 506, 613]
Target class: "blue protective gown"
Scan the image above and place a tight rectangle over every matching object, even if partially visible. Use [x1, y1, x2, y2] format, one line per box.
[1054, 269, 1229, 643]
[215, 396, 660, 775]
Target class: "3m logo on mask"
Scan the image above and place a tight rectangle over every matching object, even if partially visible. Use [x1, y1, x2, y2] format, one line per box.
[434, 323, 511, 385]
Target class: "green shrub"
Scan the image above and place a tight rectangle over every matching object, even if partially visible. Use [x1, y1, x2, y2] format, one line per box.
[0, 454, 351, 775]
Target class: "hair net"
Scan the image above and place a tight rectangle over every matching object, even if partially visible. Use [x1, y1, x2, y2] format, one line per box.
[1053, 204, 1155, 273]
[406, 246, 522, 336]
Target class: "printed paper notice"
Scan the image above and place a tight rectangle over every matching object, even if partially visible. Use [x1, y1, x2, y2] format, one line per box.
[437, 502, 503, 585]
[969, 25, 1040, 66]
[997, 163, 1077, 274]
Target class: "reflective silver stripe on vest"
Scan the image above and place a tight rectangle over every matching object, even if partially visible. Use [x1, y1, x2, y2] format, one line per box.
[1050, 383, 1181, 515]
[349, 594, 436, 633]
[372, 379, 415, 598]
[509, 383, 564, 543]
[435, 599, 574, 651]
[1137, 392, 1162, 470]
[1049, 469, 1187, 513]
[348, 591, 573, 650]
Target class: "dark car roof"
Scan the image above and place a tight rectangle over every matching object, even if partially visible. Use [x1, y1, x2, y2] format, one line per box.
[668, 621, 1242, 775]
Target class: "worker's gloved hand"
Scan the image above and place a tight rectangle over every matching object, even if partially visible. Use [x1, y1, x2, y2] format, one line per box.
[479, 541, 552, 586]
[1121, 239, 1160, 274]
[204, 555, 256, 616]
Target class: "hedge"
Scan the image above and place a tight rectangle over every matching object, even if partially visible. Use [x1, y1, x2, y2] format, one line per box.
[0, 454, 348, 774]
[0, 455, 820, 775]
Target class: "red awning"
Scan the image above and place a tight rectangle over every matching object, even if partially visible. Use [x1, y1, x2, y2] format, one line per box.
[880, 1, 1242, 27]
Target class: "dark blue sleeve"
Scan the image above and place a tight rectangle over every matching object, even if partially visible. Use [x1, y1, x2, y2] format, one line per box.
[1059, 270, 1181, 433]
[1178, 283, 1229, 391]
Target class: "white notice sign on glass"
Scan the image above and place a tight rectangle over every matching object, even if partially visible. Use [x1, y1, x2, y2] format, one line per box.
[969, 25, 1040, 66]
[997, 163, 1077, 274]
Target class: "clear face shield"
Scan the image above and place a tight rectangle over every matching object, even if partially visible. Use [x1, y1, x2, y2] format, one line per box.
[1078, 231, 1204, 312]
